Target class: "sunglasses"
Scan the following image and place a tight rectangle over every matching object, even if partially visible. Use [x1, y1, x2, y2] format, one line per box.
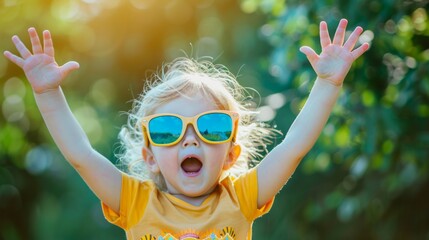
[141, 110, 239, 147]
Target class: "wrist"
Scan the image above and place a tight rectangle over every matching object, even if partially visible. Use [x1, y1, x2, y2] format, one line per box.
[33, 86, 62, 96]
[314, 78, 343, 96]
[33, 87, 66, 113]
[316, 77, 344, 88]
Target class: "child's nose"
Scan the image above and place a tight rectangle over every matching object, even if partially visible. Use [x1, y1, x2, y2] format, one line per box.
[181, 125, 200, 147]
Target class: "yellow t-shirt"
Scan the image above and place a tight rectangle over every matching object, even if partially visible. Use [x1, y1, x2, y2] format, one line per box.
[102, 168, 273, 240]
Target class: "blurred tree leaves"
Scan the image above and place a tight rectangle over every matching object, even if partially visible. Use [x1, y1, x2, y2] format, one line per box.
[243, 0, 429, 239]
[1, 0, 429, 239]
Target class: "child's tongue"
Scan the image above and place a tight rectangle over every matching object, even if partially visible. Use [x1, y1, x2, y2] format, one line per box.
[181, 157, 202, 173]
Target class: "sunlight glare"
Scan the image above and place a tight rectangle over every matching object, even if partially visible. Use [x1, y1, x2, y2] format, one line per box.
[51, 0, 80, 21]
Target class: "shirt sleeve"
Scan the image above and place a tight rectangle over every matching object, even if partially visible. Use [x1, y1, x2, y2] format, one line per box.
[101, 172, 153, 229]
[233, 167, 275, 221]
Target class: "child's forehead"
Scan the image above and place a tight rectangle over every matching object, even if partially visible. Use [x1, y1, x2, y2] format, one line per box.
[152, 92, 220, 117]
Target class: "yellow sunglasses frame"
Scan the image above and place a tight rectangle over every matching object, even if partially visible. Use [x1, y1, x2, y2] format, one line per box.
[141, 110, 239, 147]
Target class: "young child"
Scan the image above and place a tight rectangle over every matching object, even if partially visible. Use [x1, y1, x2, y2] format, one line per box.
[4, 19, 369, 239]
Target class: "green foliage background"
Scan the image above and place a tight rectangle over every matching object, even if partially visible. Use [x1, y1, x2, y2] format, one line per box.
[0, 0, 428, 239]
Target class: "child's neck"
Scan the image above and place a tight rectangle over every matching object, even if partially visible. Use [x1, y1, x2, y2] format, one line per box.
[169, 192, 212, 206]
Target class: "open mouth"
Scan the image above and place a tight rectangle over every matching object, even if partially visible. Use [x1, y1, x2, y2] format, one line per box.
[181, 157, 203, 176]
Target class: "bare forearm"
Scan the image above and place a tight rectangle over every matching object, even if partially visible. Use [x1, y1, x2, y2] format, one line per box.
[282, 78, 341, 158]
[34, 87, 93, 166]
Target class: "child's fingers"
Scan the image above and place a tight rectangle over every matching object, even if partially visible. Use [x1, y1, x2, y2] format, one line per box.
[4, 51, 25, 68]
[351, 43, 370, 60]
[300, 46, 319, 67]
[343, 26, 363, 51]
[319, 21, 331, 49]
[60, 61, 80, 76]
[43, 30, 55, 57]
[11, 35, 32, 59]
[28, 27, 43, 54]
[332, 19, 348, 46]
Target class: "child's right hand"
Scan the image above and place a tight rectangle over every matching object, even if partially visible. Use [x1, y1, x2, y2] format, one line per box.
[4, 28, 79, 94]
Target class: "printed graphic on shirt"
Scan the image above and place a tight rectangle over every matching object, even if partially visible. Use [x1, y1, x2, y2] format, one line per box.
[140, 226, 236, 240]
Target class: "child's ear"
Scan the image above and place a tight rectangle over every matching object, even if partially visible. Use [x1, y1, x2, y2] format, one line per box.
[142, 146, 160, 173]
[223, 143, 241, 170]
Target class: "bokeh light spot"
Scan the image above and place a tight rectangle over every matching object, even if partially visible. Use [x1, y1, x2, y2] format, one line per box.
[269, 64, 281, 77]
[405, 56, 417, 69]
[397, 17, 412, 34]
[315, 153, 330, 171]
[362, 90, 375, 106]
[351, 156, 368, 178]
[359, 30, 374, 45]
[412, 8, 427, 31]
[260, 24, 274, 37]
[241, 0, 259, 14]
[265, 93, 286, 109]
[25, 146, 53, 175]
[323, 123, 335, 136]
[2, 95, 25, 122]
[257, 105, 276, 122]
[3, 0, 18, 7]
[334, 126, 350, 147]
[3, 77, 26, 98]
[338, 198, 358, 222]
[384, 19, 397, 34]
[51, 0, 81, 21]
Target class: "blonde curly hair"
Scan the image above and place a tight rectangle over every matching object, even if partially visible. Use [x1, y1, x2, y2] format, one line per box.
[117, 57, 278, 190]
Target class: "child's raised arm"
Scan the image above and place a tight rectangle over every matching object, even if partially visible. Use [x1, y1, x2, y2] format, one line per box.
[4, 28, 122, 213]
[256, 19, 369, 207]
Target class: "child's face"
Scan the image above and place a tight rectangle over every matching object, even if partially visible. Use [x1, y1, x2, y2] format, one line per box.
[142, 92, 239, 198]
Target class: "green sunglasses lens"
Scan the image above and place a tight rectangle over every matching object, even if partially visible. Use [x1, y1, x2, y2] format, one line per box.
[197, 113, 233, 142]
[149, 116, 182, 145]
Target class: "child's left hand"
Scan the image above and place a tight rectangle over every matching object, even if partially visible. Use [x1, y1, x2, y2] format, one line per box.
[300, 19, 369, 86]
